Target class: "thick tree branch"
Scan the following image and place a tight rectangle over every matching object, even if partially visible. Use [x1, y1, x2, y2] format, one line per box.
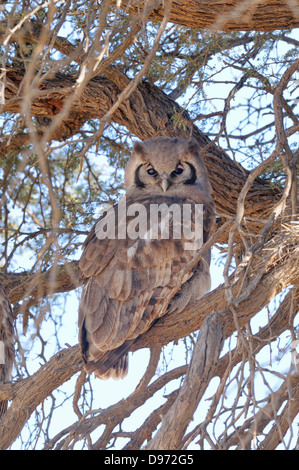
[178, 288, 299, 449]
[122, 0, 299, 32]
[146, 313, 224, 450]
[222, 373, 299, 449]
[0, 344, 82, 450]
[45, 361, 187, 450]
[257, 378, 299, 450]
[0, 261, 79, 306]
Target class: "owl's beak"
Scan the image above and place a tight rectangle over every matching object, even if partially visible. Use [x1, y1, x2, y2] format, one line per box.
[161, 173, 169, 192]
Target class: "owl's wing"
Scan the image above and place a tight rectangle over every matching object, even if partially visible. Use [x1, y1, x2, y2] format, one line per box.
[78, 194, 214, 377]
[167, 193, 215, 314]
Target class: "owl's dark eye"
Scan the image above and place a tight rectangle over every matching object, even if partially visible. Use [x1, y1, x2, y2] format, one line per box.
[147, 167, 158, 176]
[171, 165, 184, 177]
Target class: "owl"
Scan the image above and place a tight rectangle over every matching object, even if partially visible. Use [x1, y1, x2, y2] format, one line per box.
[78, 137, 215, 379]
[0, 282, 14, 418]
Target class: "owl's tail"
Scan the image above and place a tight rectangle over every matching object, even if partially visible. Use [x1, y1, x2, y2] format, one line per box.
[0, 400, 8, 419]
[94, 353, 129, 380]
[83, 339, 135, 380]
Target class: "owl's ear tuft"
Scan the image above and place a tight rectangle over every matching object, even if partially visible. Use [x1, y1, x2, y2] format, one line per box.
[187, 140, 200, 156]
[133, 141, 146, 159]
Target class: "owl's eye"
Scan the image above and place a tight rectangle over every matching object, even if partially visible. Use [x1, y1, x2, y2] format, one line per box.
[171, 164, 184, 177]
[147, 167, 158, 176]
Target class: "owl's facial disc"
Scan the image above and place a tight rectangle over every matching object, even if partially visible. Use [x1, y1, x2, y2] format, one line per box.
[135, 161, 196, 192]
[146, 164, 170, 192]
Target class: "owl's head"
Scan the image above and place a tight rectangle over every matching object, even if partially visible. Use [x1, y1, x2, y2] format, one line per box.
[124, 137, 212, 197]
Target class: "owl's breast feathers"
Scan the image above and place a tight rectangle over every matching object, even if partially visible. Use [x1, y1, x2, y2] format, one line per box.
[78, 192, 214, 378]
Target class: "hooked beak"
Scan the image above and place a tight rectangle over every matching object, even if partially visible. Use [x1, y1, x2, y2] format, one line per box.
[161, 173, 169, 192]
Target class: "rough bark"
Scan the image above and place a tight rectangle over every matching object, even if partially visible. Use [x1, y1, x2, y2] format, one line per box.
[123, 0, 299, 32]
[0, 345, 82, 450]
[0, 261, 80, 306]
[146, 313, 224, 450]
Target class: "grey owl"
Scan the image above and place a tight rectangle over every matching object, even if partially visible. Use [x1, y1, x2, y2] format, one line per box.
[78, 137, 215, 379]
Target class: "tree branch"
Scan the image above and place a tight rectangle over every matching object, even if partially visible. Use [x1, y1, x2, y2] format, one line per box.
[223, 374, 299, 449]
[0, 261, 80, 307]
[0, 344, 82, 450]
[257, 377, 299, 450]
[146, 313, 224, 449]
[121, 0, 299, 32]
